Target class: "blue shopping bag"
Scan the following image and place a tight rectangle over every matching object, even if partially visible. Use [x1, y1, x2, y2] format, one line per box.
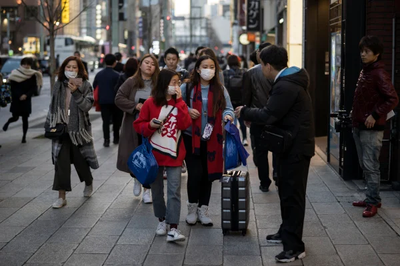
[127, 136, 159, 187]
[224, 121, 249, 170]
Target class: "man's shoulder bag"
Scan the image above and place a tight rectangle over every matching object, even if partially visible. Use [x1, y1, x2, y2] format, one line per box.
[259, 125, 293, 154]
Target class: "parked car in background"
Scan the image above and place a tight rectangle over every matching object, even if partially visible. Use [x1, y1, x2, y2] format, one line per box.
[0, 55, 42, 96]
[38, 59, 50, 75]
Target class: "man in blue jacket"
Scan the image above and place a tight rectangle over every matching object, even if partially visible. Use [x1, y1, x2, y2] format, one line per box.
[235, 45, 315, 263]
[93, 54, 122, 147]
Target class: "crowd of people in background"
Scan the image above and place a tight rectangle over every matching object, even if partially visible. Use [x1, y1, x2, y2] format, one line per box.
[0, 35, 395, 263]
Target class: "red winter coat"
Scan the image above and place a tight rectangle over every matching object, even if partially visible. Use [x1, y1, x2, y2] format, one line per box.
[133, 97, 192, 167]
[352, 61, 398, 130]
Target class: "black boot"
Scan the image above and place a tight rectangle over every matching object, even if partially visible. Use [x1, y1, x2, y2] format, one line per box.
[3, 122, 9, 131]
[21, 137, 26, 143]
[103, 139, 110, 147]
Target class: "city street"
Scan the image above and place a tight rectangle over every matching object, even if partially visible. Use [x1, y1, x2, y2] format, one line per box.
[0, 114, 400, 265]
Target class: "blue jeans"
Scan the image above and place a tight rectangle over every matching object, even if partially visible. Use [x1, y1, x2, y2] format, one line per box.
[352, 128, 384, 205]
[151, 166, 182, 225]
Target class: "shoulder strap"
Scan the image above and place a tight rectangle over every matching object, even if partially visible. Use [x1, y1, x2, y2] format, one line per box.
[185, 82, 191, 107]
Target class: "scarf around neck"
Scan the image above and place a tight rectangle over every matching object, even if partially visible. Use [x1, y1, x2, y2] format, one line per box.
[8, 67, 43, 88]
[48, 80, 92, 145]
[192, 82, 223, 181]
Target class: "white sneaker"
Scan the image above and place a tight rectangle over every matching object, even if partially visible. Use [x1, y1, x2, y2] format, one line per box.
[186, 202, 198, 225]
[167, 228, 185, 242]
[133, 178, 142, 197]
[197, 205, 213, 226]
[52, 198, 67, 209]
[181, 161, 187, 173]
[142, 189, 152, 204]
[156, 220, 167, 236]
[242, 139, 248, 146]
[83, 184, 93, 197]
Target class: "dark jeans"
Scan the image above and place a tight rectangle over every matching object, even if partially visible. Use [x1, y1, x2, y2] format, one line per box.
[183, 134, 212, 206]
[53, 136, 93, 191]
[100, 104, 123, 141]
[278, 153, 311, 252]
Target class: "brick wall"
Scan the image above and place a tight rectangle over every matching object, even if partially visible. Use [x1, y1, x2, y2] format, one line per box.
[366, 0, 400, 90]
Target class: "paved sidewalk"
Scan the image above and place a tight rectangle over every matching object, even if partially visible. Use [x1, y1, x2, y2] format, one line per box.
[0, 114, 400, 266]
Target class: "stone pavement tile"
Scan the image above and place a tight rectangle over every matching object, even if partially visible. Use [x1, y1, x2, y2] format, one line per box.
[0, 182, 24, 198]
[0, 225, 25, 242]
[254, 203, 281, 216]
[0, 172, 23, 181]
[88, 220, 128, 236]
[185, 245, 223, 265]
[0, 242, 6, 249]
[47, 227, 90, 244]
[62, 197, 87, 208]
[62, 215, 100, 228]
[0, 207, 18, 223]
[354, 217, 397, 237]
[312, 202, 346, 215]
[0, 181, 9, 189]
[104, 244, 149, 265]
[1, 220, 61, 253]
[252, 192, 280, 204]
[188, 228, 223, 246]
[302, 255, 344, 266]
[303, 237, 336, 256]
[380, 208, 400, 219]
[127, 214, 159, 229]
[223, 255, 262, 266]
[27, 242, 77, 264]
[223, 237, 260, 256]
[307, 184, 330, 192]
[256, 214, 282, 229]
[64, 254, 108, 266]
[366, 235, 400, 254]
[0, 251, 32, 266]
[261, 246, 303, 266]
[341, 202, 370, 221]
[100, 207, 134, 221]
[37, 206, 77, 222]
[304, 208, 319, 222]
[109, 195, 140, 209]
[144, 254, 185, 266]
[0, 197, 32, 208]
[336, 244, 384, 266]
[12, 188, 48, 198]
[379, 197, 400, 208]
[1, 203, 49, 227]
[307, 191, 337, 203]
[149, 233, 187, 254]
[326, 223, 368, 245]
[75, 235, 118, 254]
[117, 228, 155, 245]
[72, 201, 112, 216]
[378, 254, 400, 266]
[303, 221, 327, 237]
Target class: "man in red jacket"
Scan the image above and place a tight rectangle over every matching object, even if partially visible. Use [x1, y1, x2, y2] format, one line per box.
[352, 36, 399, 218]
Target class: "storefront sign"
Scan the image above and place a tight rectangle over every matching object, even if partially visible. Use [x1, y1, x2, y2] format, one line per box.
[61, 0, 70, 24]
[247, 0, 261, 32]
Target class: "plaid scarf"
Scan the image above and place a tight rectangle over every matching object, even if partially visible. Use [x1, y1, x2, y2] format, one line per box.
[192, 82, 223, 181]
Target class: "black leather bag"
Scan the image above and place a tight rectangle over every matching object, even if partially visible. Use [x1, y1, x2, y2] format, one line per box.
[259, 125, 293, 154]
[44, 124, 67, 139]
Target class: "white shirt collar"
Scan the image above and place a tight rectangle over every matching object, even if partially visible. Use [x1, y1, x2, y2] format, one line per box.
[274, 67, 287, 82]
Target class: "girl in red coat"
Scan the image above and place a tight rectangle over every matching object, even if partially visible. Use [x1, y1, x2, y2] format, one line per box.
[133, 69, 192, 242]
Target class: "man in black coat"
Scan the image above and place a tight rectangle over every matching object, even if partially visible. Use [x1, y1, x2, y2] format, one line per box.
[235, 45, 315, 263]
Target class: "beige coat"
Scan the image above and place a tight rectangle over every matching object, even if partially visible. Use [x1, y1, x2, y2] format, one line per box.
[114, 77, 141, 173]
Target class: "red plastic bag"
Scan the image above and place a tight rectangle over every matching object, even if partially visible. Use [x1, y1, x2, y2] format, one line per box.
[93, 85, 101, 112]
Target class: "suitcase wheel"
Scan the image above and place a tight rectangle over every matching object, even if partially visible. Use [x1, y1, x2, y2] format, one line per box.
[223, 229, 228, 236]
[242, 230, 246, 236]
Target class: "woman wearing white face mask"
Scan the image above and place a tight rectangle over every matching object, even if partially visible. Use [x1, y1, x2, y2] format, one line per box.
[45, 56, 99, 209]
[180, 55, 234, 226]
[134, 69, 191, 242]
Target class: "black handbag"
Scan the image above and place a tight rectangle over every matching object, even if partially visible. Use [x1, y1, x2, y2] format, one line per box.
[44, 124, 67, 139]
[259, 125, 293, 153]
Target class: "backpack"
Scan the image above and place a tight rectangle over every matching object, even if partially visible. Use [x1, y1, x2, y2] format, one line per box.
[226, 68, 245, 106]
[0, 84, 12, 107]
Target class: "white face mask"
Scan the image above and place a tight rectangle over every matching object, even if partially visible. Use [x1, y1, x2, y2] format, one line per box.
[167, 86, 176, 95]
[199, 69, 215, 81]
[64, 71, 78, 79]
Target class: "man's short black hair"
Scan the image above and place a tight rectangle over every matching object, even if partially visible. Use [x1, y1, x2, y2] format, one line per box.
[164, 47, 179, 59]
[104, 54, 117, 66]
[114, 52, 122, 61]
[258, 42, 271, 52]
[21, 57, 33, 66]
[259, 45, 288, 71]
[359, 35, 383, 60]
[74, 51, 80, 56]
[195, 46, 205, 56]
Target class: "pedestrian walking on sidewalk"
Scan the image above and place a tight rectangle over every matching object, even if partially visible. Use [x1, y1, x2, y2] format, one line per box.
[93, 54, 123, 147]
[181, 55, 234, 226]
[133, 69, 191, 242]
[351, 36, 398, 218]
[115, 54, 159, 204]
[235, 45, 315, 263]
[45, 56, 99, 209]
[162, 47, 190, 83]
[3, 57, 43, 143]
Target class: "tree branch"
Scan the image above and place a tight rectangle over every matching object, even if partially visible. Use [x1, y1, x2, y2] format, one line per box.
[20, 0, 50, 31]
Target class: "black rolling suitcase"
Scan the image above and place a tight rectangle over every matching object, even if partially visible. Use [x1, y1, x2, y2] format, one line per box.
[221, 170, 250, 236]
